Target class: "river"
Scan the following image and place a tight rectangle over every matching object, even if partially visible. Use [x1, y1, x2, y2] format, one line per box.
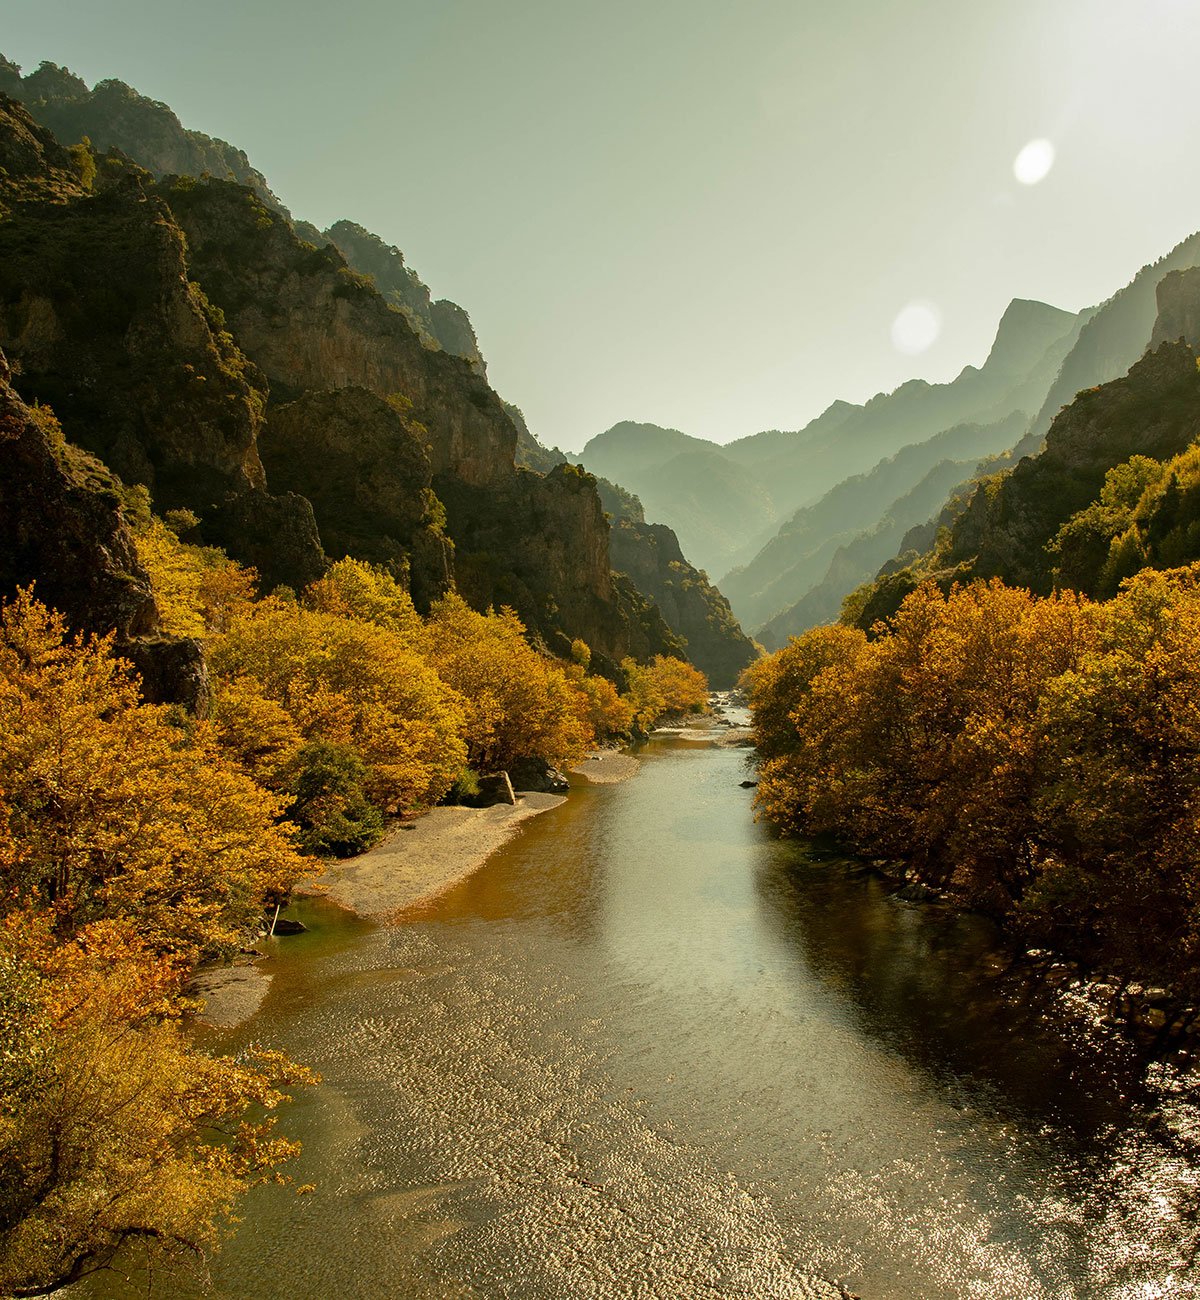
[84, 718, 1200, 1299]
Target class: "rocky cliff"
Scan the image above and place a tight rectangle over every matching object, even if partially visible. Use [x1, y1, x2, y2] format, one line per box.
[0, 122, 326, 590]
[0, 56, 286, 210]
[607, 515, 757, 686]
[0, 88, 681, 678]
[319, 219, 487, 375]
[0, 344, 208, 709]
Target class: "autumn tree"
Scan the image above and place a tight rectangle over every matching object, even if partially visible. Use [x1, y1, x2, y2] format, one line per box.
[621, 655, 709, 731]
[0, 915, 314, 1297]
[210, 596, 467, 812]
[0, 592, 305, 959]
[420, 594, 591, 771]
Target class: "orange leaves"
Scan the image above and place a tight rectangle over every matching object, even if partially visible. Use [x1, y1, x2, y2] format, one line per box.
[211, 595, 467, 811]
[620, 655, 709, 731]
[746, 566, 1200, 986]
[421, 593, 593, 770]
[0, 590, 306, 959]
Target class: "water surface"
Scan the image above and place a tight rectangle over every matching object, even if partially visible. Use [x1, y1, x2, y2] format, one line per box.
[84, 728, 1200, 1298]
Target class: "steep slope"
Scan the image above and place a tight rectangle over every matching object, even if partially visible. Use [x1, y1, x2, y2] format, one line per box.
[318, 219, 487, 374]
[156, 174, 674, 665]
[600, 488, 757, 685]
[757, 456, 993, 646]
[0, 121, 326, 590]
[579, 422, 779, 576]
[851, 337, 1200, 630]
[0, 56, 285, 210]
[1029, 231, 1200, 440]
[722, 410, 1028, 629]
[938, 341, 1200, 592]
[0, 91, 683, 676]
[747, 298, 1081, 513]
[3, 53, 490, 384]
[0, 344, 208, 708]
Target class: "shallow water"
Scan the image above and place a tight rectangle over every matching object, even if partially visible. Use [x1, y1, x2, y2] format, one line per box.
[83, 728, 1200, 1298]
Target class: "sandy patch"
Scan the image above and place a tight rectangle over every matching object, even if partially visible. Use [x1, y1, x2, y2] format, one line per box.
[569, 750, 641, 784]
[317, 794, 566, 920]
[191, 961, 273, 1028]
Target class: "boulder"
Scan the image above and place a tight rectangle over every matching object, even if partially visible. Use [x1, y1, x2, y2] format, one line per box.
[508, 759, 569, 794]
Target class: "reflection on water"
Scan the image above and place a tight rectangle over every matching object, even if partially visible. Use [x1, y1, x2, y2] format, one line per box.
[80, 736, 1200, 1299]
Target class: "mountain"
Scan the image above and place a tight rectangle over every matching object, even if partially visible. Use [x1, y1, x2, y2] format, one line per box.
[596, 488, 757, 686]
[1027, 229, 1200, 441]
[755, 454, 1001, 647]
[0, 56, 285, 209]
[721, 410, 1028, 631]
[580, 300, 1080, 583]
[0, 58, 491, 379]
[0, 90, 686, 683]
[578, 421, 781, 576]
[1, 54, 761, 680]
[851, 272, 1200, 628]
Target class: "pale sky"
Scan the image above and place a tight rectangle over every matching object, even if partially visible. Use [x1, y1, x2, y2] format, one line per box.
[6, 0, 1200, 451]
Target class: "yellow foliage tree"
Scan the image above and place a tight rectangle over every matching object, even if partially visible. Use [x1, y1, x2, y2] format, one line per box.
[210, 597, 467, 811]
[421, 594, 592, 771]
[621, 655, 709, 730]
[134, 515, 258, 638]
[0, 913, 315, 1297]
[305, 557, 423, 640]
[0, 592, 305, 959]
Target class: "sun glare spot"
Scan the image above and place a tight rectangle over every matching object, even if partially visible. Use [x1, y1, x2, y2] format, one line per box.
[891, 301, 942, 356]
[1014, 138, 1056, 186]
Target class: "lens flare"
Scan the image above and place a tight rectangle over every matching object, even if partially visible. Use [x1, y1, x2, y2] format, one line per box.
[891, 301, 942, 356]
[1013, 138, 1055, 185]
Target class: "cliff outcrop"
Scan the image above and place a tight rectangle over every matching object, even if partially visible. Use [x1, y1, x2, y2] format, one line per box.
[322, 220, 487, 375]
[0, 115, 325, 589]
[607, 517, 757, 686]
[0, 345, 208, 709]
[261, 387, 453, 608]
[2, 58, 286, 211]
[0, 76, 685, 679]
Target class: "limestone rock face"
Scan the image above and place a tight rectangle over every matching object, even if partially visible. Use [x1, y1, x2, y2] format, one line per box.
[608, 517, 758, 687]
[203, 489, 327, 593]
[261, 388, 452, 608]
[0, 79, 693, 679]
[0, 91, 86, 210]
[0, 345, 209, 709]
[1151, 267, 1200, 351]
[0, 158, 267, 510]
[441, 463, 679, 670]
[0, 349, 157, 639]
[322, 221, 487, 375]
[164, 179, 514, 489]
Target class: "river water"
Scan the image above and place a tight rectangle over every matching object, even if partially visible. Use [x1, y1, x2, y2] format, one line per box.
[87, 721, 1200, 1299]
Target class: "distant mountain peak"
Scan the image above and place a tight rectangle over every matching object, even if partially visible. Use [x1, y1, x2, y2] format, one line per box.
[984, 297, 1078, 376]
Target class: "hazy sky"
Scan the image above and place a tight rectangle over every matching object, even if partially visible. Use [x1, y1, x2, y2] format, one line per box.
[7, 0, 1200, 450]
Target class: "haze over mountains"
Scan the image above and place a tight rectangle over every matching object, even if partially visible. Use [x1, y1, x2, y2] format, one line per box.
[581, 225, 1200, 648]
